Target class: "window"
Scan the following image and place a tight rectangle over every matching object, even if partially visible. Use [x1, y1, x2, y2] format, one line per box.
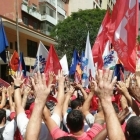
[27, 40, 38, 57]
[33, 22, 38, 30]
[23, 17, 28, 26]
[50, 8, 54, 17]
[58, 13, 65, 21]
[10, 42, 13, 49]
[57, 0, 64, 9]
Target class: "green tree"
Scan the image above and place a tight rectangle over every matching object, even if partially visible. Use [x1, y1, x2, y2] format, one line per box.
[50, 9, 106, 66]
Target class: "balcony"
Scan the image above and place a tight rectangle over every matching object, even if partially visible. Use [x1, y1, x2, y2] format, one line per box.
[41, 30, 50, 36]
[21, 3, 28, 13]
[39, 0, 56, 7]
[21, 3, 41, 20]
[57, 6, 65, 16]
[29, 10, 41, 20]
[41, 14, 56, 25]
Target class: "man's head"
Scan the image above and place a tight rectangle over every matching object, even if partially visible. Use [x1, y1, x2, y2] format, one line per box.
[56, 136, 77, 140]
[71, 99, 82, 110]
[0, 109, 6, 124]
[126, 116, 140, 140]
[66, 110, 84, 133]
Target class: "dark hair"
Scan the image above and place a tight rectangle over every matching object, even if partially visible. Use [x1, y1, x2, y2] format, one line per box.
[56, 136, 77, 140]
[112, 102, 119, 114]
[25, 98, 35, 110]
[46, 101, 55, 111]
[70, 99, 82, 110]
[126, 116, 140, 140]
[66, 110, 84, 132]
[0, 109, 6, 124]
[77, 95, 85, 105]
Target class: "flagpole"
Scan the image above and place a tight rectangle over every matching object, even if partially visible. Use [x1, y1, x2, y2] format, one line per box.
[16, 0, 20, 55]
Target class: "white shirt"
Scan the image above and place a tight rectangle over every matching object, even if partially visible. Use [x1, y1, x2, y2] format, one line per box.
[0, 120, 16, 140]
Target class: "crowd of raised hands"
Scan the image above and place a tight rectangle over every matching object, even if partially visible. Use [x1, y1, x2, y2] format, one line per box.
[1, 69, 140, 140]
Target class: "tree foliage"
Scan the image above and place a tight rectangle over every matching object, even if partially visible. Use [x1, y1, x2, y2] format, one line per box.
[50, 9, 106, 66]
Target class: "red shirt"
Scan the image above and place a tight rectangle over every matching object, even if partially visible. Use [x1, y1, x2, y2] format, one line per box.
[51, 123, 103, 140]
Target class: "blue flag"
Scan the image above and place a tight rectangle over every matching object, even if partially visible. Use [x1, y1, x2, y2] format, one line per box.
[114, 63, 124, 81]
[0, 18, 9, 62]
[69, 49, 80, 75]
[81, 51, 85, 71]
[19, 52, 26, 76]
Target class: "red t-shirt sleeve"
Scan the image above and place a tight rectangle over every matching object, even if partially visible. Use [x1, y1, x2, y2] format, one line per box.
[51, 126, 68, 139]
[86, 123, 103, 138]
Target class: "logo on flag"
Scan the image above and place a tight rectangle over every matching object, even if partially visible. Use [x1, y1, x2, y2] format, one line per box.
[34, 41, 48, 73]
[34, 55, 46, 73]
[103, 51, 118, 69]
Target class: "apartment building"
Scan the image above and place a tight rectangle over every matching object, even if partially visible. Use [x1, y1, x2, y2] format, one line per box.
[65, 0, 116, 16]
[0, 0, 66, 80]
[93, 0, 116, 10]
[65, 0, 95, 16]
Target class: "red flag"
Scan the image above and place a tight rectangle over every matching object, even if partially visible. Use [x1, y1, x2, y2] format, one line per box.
[111, 0, 138, 72]
[10, 50, 19, 71]
[92, 11, 111, 69]
[44, 45, 62, 82]
[0, 78, 10, 87]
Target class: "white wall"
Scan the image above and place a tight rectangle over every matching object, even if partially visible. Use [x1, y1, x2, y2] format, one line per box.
[68, 0, 94, 16]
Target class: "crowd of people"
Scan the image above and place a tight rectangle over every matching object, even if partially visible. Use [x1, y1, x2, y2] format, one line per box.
[0, 69, 140, 140]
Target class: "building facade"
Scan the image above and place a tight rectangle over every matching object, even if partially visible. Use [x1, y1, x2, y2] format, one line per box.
[65, 0, 95, 16]
[93, 0, 116, 10]
[0, 0, 66, 80]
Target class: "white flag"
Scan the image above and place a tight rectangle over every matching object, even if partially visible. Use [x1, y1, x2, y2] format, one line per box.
[103, 50, 118, 69]
[60, 54, 69, 75]
[102, 40, 110, 59]
[82, 32, 95, 87]
[34, 41, 48, 73]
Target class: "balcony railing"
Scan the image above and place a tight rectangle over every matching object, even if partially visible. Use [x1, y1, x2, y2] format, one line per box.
[21, 3, 41, 20]
[39, 0, 55, 7]
[41, 14, 56, 25]
[41, 30, 50, 36]
[57, 5, 66, 16]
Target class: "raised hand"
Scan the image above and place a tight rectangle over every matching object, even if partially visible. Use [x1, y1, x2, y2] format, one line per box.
[116, 81, 129, 97]
[31, 72, 53, 102]
[56, 70, 65, 84]
[73, 83, 82, 90]
[128, 76, 140, 103]
[93, 69, 117, 100]
[48, 71, 55, 84]
[12, 71, 25, 86]
[135, 71, 140, 88]
[66, 85, 75, 96]
[2, 86, 7, 94]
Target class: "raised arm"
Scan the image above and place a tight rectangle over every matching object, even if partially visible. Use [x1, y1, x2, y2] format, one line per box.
[21, 85, 31, 109]
[82, 82, 94, 116]
[117, 81, 139, 116]
[0, 87, 6, 109]
[53, 70, 65, 119]
[62, 86, 74, 117]
[12, 71, 25, 115]
[94, 69, 125, 140]
[7, 86, 15, 112]
[25, 72, 51, 140]
[74, 83, 88, 100]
